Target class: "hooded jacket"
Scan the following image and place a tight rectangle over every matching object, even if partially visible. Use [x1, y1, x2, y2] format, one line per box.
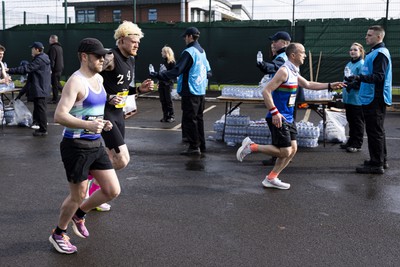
[8, 52, 51, 100]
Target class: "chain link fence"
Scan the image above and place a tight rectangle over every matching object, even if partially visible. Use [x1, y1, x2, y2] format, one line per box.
[1, 0, 400, 29]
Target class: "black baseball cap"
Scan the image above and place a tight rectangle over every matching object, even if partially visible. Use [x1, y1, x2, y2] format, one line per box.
[269, 31, 291, 41]
[30, 42, 44, 49]
[78, 38, 111, 55]
[181, 27, 200, 37]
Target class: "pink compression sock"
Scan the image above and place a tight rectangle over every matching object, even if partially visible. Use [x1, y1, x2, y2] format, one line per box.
[89, 181, 100, 196]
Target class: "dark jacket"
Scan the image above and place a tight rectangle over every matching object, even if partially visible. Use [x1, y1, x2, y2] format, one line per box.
[48, 42, 64, 73]
[158, 59, 176, 89]
[257, 47, 286, 74]
[8, 52, 51, 100]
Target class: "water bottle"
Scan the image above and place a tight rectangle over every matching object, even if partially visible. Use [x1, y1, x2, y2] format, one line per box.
[149, 64, 155, 74]
[257, 51, 263, 63]
[344, 66, 352, 77]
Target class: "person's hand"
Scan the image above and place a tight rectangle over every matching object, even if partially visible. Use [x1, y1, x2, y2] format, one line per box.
[139, 79, 154, 93]
[103, 120, 113, 132]
[87, 119, 107, 134]
[329, 82, 346, 91]
[108, 94, 124, 106]
[149, 71, 158, 79]
[272, 113, 286, 128]
[345, 81, 360, 92]
[256, 61, 266, 70]
[344, 75, 360, 83]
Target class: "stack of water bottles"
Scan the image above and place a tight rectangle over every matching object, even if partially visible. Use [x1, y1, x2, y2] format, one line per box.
[296, 120, 320, 148]
[0, 81, 15, 92]
[303, 88, 334, 101]
[247, 120, 271, 145]
[223, 115, 250, 146]
[221, 86, 263, 99]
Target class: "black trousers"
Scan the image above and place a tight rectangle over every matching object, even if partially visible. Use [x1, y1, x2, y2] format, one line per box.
[158, 84, 174, 119]
[33, 97, 47, 132]
[51, 71, 63, 101]
[344, 103, 364, 148]
[362, 98, 387, 166]
[181, 95, 205, 150]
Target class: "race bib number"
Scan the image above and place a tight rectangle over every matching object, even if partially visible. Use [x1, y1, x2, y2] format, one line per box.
[288, 93, 296, 107]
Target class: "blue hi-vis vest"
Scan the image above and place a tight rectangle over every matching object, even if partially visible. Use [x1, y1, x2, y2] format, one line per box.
[359, 47, 392, 105]
[177, 46, 211, 96]
[342, 59, 364, 105]
[276, 51, 288, 63]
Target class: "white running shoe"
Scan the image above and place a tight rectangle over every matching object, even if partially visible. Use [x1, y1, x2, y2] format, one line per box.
[94, 203, 111, 212]
[236, 137, 254, 162]
[262, 177, 291, 190]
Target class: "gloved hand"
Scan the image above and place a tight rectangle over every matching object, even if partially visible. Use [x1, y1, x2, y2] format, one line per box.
[345, 81, 360, 93]
[345, 84, 352, 93]
[344, 75, 360, 83]
[256, 61, 266, 70]
[149, 71, 159, 79]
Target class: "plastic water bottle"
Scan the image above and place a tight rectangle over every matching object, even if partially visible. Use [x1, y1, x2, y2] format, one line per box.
[149, 64, 155, 74]
[344, 66, 352, 77]
[257, 51, 263, 63]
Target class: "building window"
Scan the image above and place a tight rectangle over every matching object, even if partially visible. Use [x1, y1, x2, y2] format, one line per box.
[76, 9, 96, 23]
[113, 10, 121, 23]
[148, 9, 157, 22]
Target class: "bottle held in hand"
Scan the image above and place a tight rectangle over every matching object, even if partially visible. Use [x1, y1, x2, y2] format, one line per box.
[257, 51, 263, 63]
[149, 64, 155, 74]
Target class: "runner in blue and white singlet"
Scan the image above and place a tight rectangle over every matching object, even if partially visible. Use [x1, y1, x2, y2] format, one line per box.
[62, 70, 107, 140]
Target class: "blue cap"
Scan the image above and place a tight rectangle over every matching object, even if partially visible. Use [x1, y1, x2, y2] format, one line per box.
[30, 42, 44, 49]
[269, 31, 291, 41]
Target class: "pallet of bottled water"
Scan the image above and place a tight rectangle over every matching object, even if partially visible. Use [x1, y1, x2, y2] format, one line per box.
[221, 86, 263, 99]
[296, 121, 320, 148]
[303, 89, 334, 101]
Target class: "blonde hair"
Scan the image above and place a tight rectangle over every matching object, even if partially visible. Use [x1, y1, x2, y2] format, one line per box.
[351, 42, 365, 59]
[162, 46, 176, 64]
[114, 21, 144, 42]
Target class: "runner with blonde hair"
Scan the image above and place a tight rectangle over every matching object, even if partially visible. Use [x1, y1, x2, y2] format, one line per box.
[88, 21, 154, 211]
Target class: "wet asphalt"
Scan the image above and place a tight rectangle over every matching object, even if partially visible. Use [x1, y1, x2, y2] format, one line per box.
[1, 93, 399, 266]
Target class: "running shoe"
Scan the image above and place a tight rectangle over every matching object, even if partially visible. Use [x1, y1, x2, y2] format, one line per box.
[262, 177, 291, 190]
[94, 203, 111, 212]
[49, 230, 77, 254]
[236, 137, 254, 162]
[71, 215, 89, 238]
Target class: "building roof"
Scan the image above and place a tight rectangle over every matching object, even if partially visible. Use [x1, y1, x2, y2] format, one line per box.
[66, 0, 183, 8]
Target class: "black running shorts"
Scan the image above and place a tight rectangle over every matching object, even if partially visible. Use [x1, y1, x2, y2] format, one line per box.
[60, 138, 113, 184]
[266, 118, 297, 148]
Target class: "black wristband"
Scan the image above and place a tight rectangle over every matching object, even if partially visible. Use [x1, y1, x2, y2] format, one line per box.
[136, 86, 141, 94]
[328, 83, 332, 90]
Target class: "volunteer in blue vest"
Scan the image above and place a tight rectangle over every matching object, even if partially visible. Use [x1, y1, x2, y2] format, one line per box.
[340, 42, 365, 153]
[345, 25, 392, 174]
[257, 31, 291, 166]
[151, 27, 212, 155]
